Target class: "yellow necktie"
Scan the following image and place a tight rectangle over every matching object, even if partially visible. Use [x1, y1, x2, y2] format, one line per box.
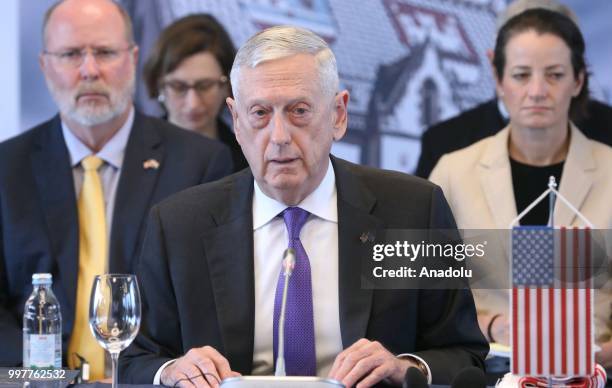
[68, 155, 106, 379]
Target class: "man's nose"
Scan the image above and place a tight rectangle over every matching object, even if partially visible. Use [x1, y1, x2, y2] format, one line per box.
[270, 114, 291, 145]
[79, 51, 101, 80]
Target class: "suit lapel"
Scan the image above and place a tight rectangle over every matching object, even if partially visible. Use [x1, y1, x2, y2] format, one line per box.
[478, 128, 518, 228]
[30, 117, 79, 314]
[202, 171, 255, 373]
[555, 126, 595, 226]
[332, 157, 381, 348]
[110, 113, 164, 273]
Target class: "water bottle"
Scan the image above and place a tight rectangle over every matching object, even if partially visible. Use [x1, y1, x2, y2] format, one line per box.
[23, 273, 62, 368]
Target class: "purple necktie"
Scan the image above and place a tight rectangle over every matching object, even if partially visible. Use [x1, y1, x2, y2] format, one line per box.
[273, 207, 316, 376]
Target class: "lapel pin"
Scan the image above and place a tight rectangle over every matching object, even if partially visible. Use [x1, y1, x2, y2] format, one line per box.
[359, 231, 375, 243]
[143, 159, 160, 170]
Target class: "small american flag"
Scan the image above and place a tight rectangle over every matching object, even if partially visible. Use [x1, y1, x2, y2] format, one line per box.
[511, 226, 594, 377]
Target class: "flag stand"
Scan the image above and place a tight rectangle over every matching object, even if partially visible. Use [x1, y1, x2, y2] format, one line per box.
[509, 176, 594, 229]
[508, 176, 596, 384]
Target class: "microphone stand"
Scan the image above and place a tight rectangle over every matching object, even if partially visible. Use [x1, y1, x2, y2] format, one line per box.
[275, 248, 295, 377]
[222, 248, 343, 387]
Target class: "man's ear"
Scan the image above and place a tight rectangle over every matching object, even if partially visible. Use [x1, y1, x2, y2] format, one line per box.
[332, 90, 349, 141]
[39, 53, 47, 74]
[131, 45, 140, 67]
[226, 97, 242, 144]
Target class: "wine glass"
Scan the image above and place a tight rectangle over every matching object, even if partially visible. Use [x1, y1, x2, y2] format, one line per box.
[89, 274, 141, 388]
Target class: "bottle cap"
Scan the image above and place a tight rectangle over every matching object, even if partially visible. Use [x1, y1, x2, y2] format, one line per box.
[32, 273, 53, 285]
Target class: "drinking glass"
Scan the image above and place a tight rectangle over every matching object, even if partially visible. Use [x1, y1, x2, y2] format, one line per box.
[89, 274, 141, 388]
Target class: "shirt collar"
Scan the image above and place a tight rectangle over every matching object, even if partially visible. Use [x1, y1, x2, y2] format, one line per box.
[61, 106, 134, 169]
[252, 158, 338, 230]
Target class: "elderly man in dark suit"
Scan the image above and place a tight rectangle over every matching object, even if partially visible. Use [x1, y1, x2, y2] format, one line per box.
[0, 0, 232, 376]
[121, 25, 487, 387]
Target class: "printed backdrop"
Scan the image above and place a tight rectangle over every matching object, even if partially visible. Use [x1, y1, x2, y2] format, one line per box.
[122, 0, 507, 172]
[15, 1, 612, 172]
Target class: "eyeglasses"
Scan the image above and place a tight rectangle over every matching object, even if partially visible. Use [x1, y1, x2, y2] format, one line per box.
[161, 76, 228, 98]
[42, 46, 134, 67]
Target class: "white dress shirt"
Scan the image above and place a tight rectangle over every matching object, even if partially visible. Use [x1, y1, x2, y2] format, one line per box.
[251, 158, 343, 376]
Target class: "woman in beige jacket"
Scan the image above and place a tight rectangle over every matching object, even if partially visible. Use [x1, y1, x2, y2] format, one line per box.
[430, 8, 612, 367]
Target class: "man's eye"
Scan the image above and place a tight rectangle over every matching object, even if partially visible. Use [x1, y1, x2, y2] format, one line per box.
[548, 72, 564, 80]
[294, 107, 308, 115]
[61, 50, 82, 59]
[95, 49, 117, 59]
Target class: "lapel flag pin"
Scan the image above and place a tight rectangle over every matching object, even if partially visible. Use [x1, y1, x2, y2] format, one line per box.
[359, 231, 375, 243]
[143, 159, 160, 170]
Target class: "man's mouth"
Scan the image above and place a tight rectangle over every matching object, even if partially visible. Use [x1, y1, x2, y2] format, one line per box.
[270, 158, 298, 164]
[77, 90, 108, 100]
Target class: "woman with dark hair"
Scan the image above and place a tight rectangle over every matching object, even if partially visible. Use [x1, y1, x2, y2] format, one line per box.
[144, 14, 248, 171]
[430, 8, 612, 367]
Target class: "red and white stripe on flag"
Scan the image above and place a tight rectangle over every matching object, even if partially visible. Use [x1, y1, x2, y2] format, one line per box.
[511, 226, 594, 377]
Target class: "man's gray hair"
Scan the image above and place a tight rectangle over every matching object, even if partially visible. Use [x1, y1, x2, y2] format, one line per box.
[230, 25, 339, 100]
[496, 0, 579, 31]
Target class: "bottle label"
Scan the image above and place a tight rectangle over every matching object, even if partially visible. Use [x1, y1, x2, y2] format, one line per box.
[28, 334, 56, 367]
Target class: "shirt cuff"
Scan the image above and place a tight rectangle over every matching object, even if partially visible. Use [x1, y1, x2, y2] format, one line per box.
[397, 353, 432, 384]
[153, 359, 176, 385]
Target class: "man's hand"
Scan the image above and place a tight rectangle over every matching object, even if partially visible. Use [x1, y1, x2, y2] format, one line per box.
[328, 339, 418, 387]
[160, 346, 241, 388]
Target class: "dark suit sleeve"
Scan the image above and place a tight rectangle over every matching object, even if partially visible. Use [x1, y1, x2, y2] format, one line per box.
[0, 191, 23, 366]
[415, 129, 437, 178]
[119, 206, 178, 383]
[412, 186, 489, 383]
[201, 145, 234, 184]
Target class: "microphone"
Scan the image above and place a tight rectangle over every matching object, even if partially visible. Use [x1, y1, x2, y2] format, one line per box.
[450, 367, 486, 388]
[74, 353, 90, 383]
[403, 367, 428, 388]
[274, 248, 296, 377]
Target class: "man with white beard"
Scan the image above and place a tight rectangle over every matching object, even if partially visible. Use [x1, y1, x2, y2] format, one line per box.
[0, 0, 233, 375]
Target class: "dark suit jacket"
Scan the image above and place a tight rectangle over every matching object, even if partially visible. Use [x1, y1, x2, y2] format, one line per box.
[120, 156, 488, 385]
[416, 98, 612, 178]
[0, 111, 233, 366]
